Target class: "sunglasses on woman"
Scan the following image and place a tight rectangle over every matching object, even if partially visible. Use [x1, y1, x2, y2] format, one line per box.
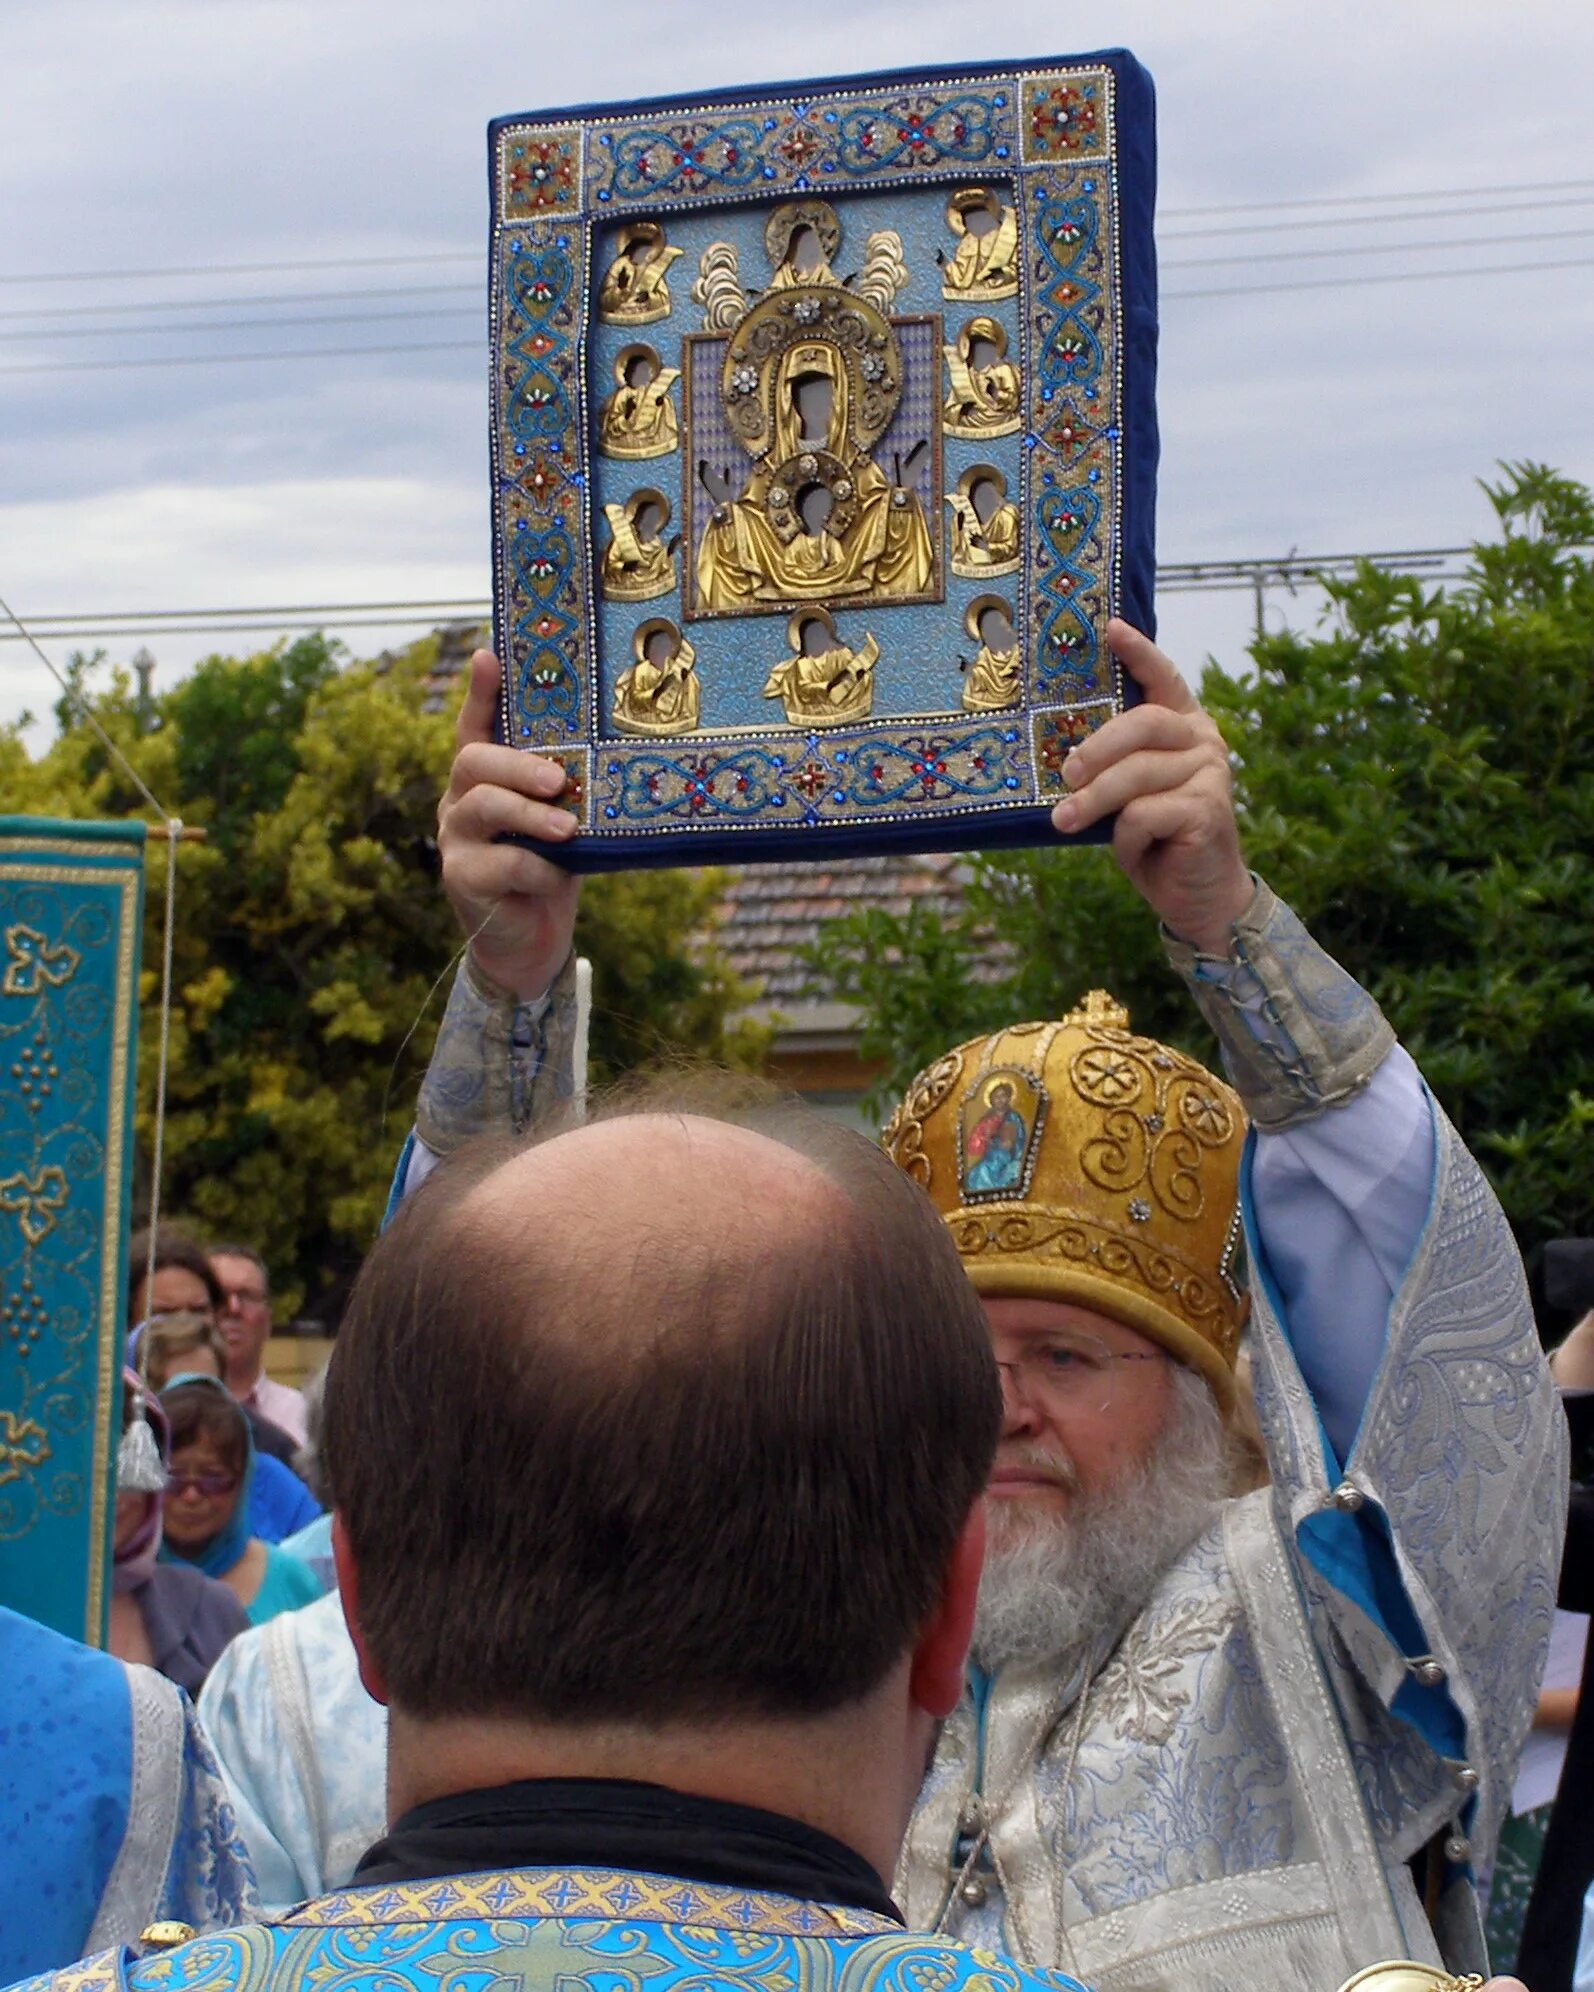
[167, 1469, 240, 1497]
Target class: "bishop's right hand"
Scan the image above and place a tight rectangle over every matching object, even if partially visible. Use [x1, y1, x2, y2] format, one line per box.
[436, 648, 582, 1002]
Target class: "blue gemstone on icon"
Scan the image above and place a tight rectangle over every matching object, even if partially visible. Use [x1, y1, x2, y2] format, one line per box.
[995, 146, 1009, 159]
[604, 805, 618, 819]
[994, 93, 1006, 107]
[771, 793, 785, 806]
[763, 165, 776, 179]
[597, 189, 610, 202]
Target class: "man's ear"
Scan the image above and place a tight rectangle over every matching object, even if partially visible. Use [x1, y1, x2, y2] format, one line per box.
[332, 1510, 389, 1707]
[909, 1499, 985, 1719]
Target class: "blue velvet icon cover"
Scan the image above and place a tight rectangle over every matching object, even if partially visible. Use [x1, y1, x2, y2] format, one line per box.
[487, 52, 1157, 870]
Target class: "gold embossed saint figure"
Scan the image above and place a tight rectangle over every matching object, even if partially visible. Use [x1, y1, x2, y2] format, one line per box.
[598, 222, 683, 326]
[960, 596, 1021, 712]
[693, 201, 933, 614]
[612, 619, 699, 736]
[763, 609, 878, 726]
[947, 467, 1021, 579]
[943, 317, 1021, 439]
[601, 490, 677, 604]
[941, 189, 1021, 302]
[598, 345, 680, 460]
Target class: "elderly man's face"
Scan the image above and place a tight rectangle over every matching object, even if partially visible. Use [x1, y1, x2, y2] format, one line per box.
[981, 1296, 1174, 1519]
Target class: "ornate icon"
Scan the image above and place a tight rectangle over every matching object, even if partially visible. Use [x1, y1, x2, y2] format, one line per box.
[763, 608, 878, 727]
[598, 221, 683, 325]
[612, 618, 700, 736]
[947, 465, 1021, 579]
[598, 343, 681, 460]
[943, 316, 1021, 439]
[601, 489, 678, 603]
[958, 1066, 1047, 1201]
[688, 199, 935, 616]
[960, 594, 1020, 712]
[940, 188, 1021, 301]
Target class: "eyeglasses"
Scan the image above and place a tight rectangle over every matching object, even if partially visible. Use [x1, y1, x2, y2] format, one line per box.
[222, 1288, 268, 1310]
[993, 1333, 1166, 1416]
[167, 1469, 240, 1498]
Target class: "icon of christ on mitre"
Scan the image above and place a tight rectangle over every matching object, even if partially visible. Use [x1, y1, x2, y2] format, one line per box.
[692, 202, 935, 614]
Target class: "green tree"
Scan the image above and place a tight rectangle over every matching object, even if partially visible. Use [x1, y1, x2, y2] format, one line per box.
[808, 464, 1594, 1268]
[5, 632, 757, 1316]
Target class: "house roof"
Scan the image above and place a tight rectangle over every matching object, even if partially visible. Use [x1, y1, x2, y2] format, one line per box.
[716, 853, 968, 1029]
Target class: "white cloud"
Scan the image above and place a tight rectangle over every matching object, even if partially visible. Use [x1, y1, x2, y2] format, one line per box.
[2, 0, 1592, 740]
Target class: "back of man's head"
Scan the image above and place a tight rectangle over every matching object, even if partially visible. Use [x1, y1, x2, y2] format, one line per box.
[323, 1081, 999, 1727]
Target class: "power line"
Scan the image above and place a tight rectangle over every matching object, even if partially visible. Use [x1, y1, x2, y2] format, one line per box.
[1161, 222, 1594, 270]
[4, 244, 1589, 376]
[0, 337, 482, 375]
[0, 304, 482, 344]
[0, 250, 480, 288]
[1164, 251, 1594, 300]
[9, 221, 1593, 346]
[1159, 175, 1594, 218]
[0, 281, 481, 323]
[0, 549, 1490, 649]
[1160, 192, 1594, 240]
[4, 174, 1593, 291]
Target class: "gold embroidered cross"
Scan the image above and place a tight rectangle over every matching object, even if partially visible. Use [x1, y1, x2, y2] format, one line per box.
[3, 924, 81, 997]
[0, 1167, 69, 1245]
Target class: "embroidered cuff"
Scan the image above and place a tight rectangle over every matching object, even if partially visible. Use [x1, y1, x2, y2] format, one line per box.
[1162, 877, 1396, 1131]
[415, 948, 579, 1154]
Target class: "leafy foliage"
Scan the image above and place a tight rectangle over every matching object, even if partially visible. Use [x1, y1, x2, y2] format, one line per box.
[5, 633, 756, 1317]
[807, 464, 1594, 1269]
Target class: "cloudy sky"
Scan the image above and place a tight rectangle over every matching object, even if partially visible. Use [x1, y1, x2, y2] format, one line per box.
[3, 0, 1591, 748]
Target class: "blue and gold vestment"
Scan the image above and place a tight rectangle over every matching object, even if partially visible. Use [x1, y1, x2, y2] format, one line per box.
[10, 1868, 1091, 1992]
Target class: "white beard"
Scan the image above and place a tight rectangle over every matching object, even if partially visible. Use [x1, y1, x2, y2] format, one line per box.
[972, 1363, 1235, 1672]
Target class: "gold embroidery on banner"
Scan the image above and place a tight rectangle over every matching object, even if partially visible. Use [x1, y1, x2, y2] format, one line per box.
[3, 923, 81, 996]
[0, 1167, 69, 1245]
[0, 1410, 51, 1488]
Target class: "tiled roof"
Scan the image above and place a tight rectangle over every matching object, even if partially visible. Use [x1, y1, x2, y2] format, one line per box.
[717, 853, 968, 1011]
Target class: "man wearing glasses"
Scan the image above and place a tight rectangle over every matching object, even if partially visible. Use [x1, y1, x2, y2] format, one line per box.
[403, 621, 1565, 1992]
[208, 1245, 307, 1449]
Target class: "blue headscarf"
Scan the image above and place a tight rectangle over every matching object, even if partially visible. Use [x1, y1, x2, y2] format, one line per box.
[157, 1372, 255, 1580]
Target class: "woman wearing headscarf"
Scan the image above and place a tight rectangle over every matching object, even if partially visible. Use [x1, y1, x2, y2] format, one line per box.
[135, 1316, 322, 1541]
[107, 1374, 250, 1694]
[158, 1375, 322, 1625]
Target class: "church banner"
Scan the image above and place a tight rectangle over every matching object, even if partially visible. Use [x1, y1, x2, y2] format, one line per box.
[487, 50, 1157, 870]
[0, 819, 143, 1644]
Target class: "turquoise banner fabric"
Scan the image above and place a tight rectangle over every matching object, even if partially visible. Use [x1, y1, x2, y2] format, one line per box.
[0, 818, 144, 1644]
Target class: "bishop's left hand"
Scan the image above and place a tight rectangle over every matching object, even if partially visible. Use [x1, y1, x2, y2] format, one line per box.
[1050, 617, 1254, 956]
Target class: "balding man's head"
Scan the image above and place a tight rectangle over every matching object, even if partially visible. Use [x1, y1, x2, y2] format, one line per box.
[324, 1081, 999, 1727]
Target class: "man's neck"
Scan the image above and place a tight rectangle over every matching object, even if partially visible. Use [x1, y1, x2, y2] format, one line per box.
[227, 1361, 263, 1397]
[385, 1692, 922, 1890]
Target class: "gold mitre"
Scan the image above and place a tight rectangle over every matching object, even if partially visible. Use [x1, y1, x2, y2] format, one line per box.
[881, 992, 1249, 1407]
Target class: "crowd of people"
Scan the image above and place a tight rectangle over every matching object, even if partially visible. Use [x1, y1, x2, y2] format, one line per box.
[1, 622, 1589, 1992]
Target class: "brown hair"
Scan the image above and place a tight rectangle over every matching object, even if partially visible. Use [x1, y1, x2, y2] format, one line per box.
[161, 1378, 249, 1477]
[323, 1077, 1000, 1725]
[128, 1225, 223, 1322]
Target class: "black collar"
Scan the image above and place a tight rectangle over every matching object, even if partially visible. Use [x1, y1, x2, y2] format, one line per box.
[352, 1776, 901, 1924]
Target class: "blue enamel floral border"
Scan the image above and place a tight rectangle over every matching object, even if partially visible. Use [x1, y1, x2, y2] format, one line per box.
[487, 50, 1156, 870]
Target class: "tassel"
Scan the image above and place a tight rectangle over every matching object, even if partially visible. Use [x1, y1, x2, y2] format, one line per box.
[117, 1412, 166, 1493]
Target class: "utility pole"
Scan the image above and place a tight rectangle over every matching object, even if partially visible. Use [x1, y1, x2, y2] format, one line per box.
[132, 647, 155, 733]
